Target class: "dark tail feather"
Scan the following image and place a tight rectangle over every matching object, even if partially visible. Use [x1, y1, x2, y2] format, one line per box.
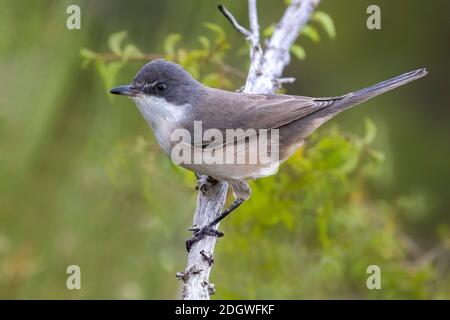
[332, 68, 428, 113]
[289, 68, 428, 143]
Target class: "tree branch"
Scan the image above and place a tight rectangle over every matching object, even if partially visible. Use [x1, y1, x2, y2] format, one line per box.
[246, 0, 321, 93]
[218, 5, 252, 40]
[176, 179, 228, 300]
[248, 0, 259, 38]
[177, 0, 321, 300]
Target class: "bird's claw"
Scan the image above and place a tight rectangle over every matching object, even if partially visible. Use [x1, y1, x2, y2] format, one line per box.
[186, 226, 224, 252]
[194, 175, 218, 196]
[195, 181, 209, 195]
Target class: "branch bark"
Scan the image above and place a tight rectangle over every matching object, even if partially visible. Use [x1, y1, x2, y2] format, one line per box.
[246, 0, 321, 93]
[177, 0, 321, 300]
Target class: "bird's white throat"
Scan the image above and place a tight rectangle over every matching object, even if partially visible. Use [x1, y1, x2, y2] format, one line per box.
[132, 95, 188, 154]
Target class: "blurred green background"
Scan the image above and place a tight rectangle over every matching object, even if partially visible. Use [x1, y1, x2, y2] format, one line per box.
[0, 0, 449, 299]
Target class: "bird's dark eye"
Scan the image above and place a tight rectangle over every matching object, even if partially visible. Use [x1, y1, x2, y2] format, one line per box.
[156, 82, 166, 91]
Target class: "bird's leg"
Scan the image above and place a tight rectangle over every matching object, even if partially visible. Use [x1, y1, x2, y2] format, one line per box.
[186, 199, 244, 252]
[186, 180, 251, 252]
[194, 174, 218, 196]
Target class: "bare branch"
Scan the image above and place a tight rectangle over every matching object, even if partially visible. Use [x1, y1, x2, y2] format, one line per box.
[248, 0, 260, 44]
[273, 77, 296, 89]
[219, 3, 260, 49]
[219, 2, 263, 89]
[218, 5, 252, 40]
[244, 0, 263, 89]
[276, 77, 296, 84]
[178, 180, 228, 300]
[267, 0, 320, 60]
[246, 0, 321, 93]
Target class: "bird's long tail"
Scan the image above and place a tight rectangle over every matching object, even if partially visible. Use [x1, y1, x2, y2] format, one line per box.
[328, 68, 428, 115]
[289, 68, 428, 143]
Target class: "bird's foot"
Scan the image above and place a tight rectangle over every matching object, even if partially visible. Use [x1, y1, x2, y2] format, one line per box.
[194, 174, 218, 196]
[186, 225, 224, 252]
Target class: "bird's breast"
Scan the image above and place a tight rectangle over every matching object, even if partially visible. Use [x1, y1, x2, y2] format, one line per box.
[133, 95, 189, 154]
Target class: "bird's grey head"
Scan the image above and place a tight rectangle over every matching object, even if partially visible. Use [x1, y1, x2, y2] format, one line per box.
[109, 59, 203, 106]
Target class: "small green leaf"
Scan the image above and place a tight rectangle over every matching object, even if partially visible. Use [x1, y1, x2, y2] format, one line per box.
[368, 148, 385, 163]
[163, 33, 182, 56]
[363, 118, 377, 144]
[313, 11, 336, 39]
[203, 22, 226, 43]
[81, 58, 91, 69]
[197, 36, 210, 50]
[290, 44, 306, 60]
[122, 44, 144, 61]
[80, 47, 98, 60]
[96, 61, 125, 91]
[263, 24, 276, 37]
[108, 31, 128, 56]
[302, 25, 320, 43]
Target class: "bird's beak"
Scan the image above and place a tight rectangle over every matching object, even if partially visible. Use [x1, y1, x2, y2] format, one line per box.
[109, 85, 139, 97]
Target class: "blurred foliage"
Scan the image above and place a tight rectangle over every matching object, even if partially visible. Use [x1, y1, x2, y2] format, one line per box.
[0, 0, 448, 299]
[82, 8, 336, 90]
[218, 123, 450, 299]
[81, 23, 239, 91]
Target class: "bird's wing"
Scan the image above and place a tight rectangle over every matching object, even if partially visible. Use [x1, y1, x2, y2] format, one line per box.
[191, 92, 342, 150]
[239, 93, 342, 129]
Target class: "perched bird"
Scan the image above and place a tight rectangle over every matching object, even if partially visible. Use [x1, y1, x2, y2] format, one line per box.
[110, 59, 427, 250]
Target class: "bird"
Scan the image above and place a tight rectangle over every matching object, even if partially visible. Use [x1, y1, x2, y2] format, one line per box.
[109, 59, 427, 251]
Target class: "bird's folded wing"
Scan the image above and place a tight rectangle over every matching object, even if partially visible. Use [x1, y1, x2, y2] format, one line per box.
[240, 93, 341, 129]
[196, 94, 341, 150]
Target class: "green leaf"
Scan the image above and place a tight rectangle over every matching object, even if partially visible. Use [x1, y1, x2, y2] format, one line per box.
[363, 118, 377, 144]
[197, 36, 210, 50]
[263, 24, 276, 37]
[313, 11, 336, 39]
[301, 25, 320, 43]
[368, 148, 385, 163]
[203, 22, 226, 43]
[81, 59, 91, 69]
[96, 61, 125, 91]
[80, 47, 98, 60]
[108, 31, 128, 56]
[163, 33, 182, 56]
[290, 44, 306, 60]
[122, 44, 144, 61]
[80, 48, 98, 68]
